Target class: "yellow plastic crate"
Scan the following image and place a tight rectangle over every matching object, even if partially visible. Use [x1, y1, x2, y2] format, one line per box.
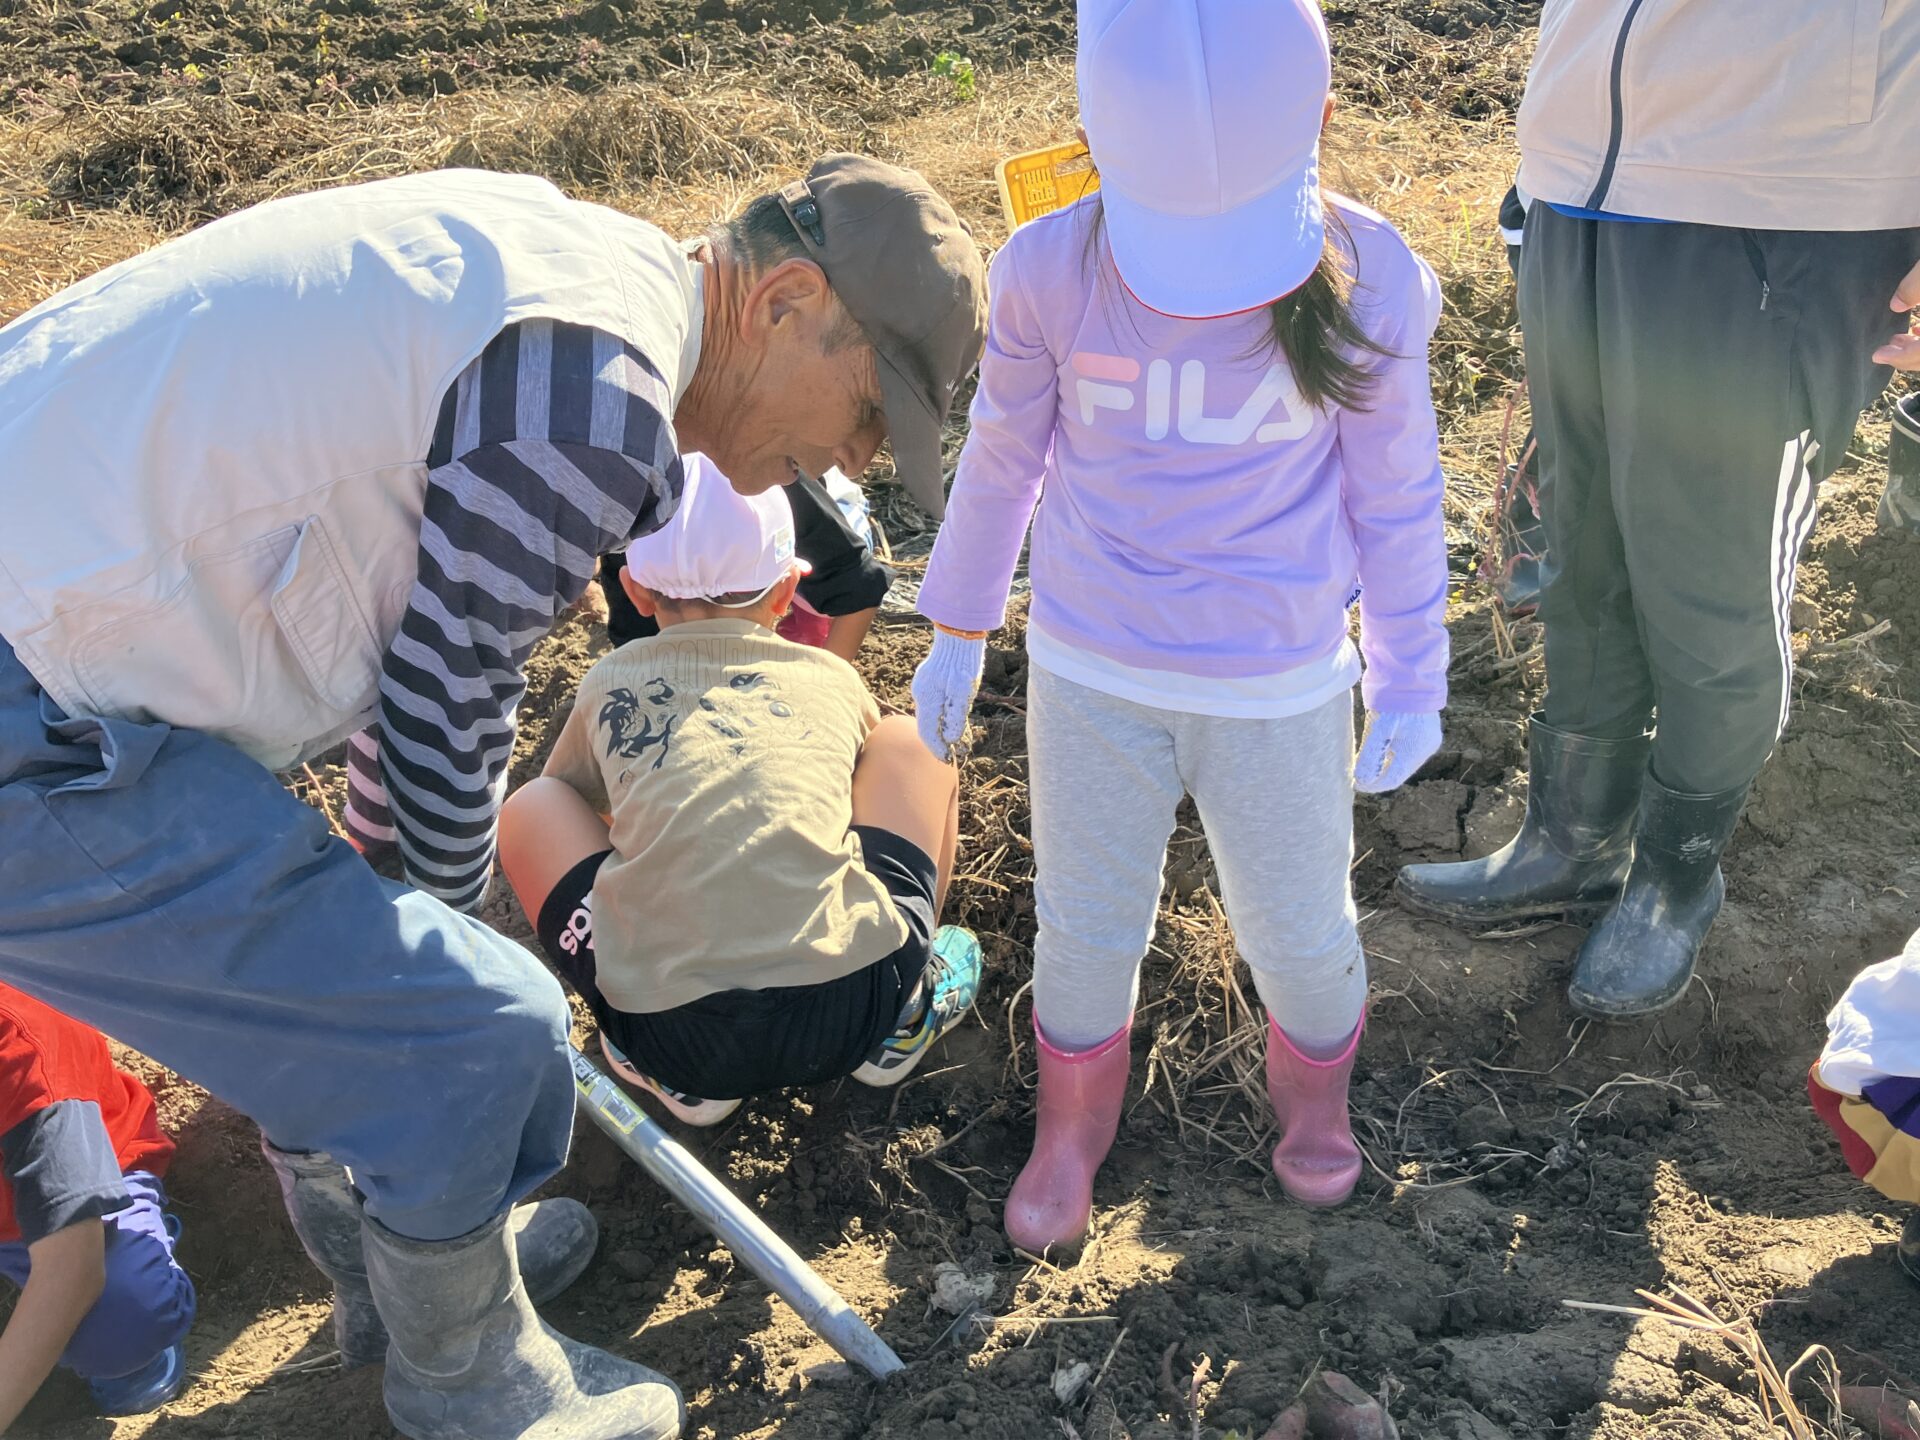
[995, 141, 1102, 230]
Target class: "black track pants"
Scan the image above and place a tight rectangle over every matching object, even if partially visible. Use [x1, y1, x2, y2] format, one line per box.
[1519, 204, 1915, 794]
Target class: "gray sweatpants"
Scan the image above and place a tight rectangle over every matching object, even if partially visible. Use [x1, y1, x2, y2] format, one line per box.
[1027, 666, 1366, 1053]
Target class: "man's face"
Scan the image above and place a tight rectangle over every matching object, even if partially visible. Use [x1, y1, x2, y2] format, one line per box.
[704, 259, 889, 495]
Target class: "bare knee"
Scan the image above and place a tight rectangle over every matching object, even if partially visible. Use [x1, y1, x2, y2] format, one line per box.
[498, 777, 607, 920]
[497, 776, 555, 869]
[499, 775, 573, 829]
[867, 714, 944, 764]
[851, 717, 956, 854]
[855, 717, 956, 797]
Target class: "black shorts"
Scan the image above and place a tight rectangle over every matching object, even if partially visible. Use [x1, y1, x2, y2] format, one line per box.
[534, 825, 937, 1099]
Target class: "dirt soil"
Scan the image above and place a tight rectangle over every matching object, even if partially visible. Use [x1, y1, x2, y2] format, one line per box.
[6, 1, 1920, 1437]
[0, 0, 1532, 115]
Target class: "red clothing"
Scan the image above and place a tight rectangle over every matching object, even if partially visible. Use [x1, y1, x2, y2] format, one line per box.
[0, 985, 171, 1243]
[776, 601, 834, 649]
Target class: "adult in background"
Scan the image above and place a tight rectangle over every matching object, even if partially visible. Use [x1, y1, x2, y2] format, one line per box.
[1398, 3, 1920, 1018]
[0, 159, 984, 1440]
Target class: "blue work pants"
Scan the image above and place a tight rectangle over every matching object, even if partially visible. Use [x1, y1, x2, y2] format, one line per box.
[0, 639, 575, 1240]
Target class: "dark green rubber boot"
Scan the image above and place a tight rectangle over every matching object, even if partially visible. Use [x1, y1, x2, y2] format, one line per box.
[1568, 774, 1748, 1019]
[1395, 717, 1650, 926]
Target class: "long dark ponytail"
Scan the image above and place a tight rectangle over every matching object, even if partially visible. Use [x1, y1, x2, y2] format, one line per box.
[1081, 193, 1393, 413]
[1258, 204, 1393, 413]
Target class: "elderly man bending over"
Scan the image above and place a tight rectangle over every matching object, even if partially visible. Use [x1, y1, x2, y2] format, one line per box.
[0, 158, 984, 1440]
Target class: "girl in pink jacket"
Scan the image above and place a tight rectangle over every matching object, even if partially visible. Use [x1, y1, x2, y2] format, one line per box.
[911, 0, 1450, 1249]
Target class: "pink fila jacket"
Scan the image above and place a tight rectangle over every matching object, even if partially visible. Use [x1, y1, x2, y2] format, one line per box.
[917, 192, 1450, 714]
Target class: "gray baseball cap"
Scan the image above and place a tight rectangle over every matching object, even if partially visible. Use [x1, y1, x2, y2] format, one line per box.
[778, 154, 987, 519]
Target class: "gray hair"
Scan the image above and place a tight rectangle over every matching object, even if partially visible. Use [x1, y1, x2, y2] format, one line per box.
[711, 192, 869, 354]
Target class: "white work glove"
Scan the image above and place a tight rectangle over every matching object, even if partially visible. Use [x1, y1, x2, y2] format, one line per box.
[912, 630, 987, 760]
[1353, 710, 1442, 794]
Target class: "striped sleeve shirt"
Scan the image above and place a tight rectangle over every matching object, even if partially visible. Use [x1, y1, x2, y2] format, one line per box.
[342, 319, 684, 911]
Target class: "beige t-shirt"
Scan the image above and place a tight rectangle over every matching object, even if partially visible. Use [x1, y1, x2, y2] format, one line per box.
[544, 618, 908, 1014]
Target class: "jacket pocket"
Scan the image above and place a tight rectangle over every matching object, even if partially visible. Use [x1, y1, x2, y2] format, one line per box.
[70, 516, 382, 767]
[270, 516, 383, 712]
[1850, 0, 1886, 124]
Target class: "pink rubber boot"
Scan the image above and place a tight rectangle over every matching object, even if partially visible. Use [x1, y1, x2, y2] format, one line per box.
[1266, 1016, 1364, 1208]
[1004, 1019, 1131, 1255]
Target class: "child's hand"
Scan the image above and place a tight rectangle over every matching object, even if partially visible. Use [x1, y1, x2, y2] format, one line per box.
[0, 1219, 106, 1432]
[1353, 711, 1441, 794]
[911, 631, 987, 759]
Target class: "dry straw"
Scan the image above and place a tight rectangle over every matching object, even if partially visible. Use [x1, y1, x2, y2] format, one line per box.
[1566, 1286, 1845, 1439]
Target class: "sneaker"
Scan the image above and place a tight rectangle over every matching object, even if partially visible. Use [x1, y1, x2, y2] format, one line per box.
[90, 1342, 188, 1417]
[598, 1033, 740, 1127]
[854, 925, 982, 1087]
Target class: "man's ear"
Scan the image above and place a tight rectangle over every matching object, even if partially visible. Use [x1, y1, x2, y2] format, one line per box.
[619, 565, 661, 618]
[740, 257, 833, 344]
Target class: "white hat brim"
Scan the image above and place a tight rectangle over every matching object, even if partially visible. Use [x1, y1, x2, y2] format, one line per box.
[1101, 159, 1326, 320]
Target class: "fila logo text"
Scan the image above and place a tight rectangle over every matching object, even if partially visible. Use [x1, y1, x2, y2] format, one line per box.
[1071, 353, 1312, 444]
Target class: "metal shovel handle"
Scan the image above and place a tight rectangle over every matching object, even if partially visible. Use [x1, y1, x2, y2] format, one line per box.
[569, 1045, 906, 1380]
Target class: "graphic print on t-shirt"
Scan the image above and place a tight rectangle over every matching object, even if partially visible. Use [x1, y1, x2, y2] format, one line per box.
[600, 680, 678, 772]
[699, 672, 796, 747]
[599, 666, 800, 785]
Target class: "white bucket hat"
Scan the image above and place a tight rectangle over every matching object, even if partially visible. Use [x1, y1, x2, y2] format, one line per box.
[1078, 0, 1331, 319]
[625, 454, 810, 606]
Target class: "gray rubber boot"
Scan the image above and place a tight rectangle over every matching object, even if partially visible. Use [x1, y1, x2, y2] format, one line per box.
[1878, 392, 1920, 532]
[1394, 716, 1650, 926]
[263, 1141, 601, 1370]
[364, 1211, 684, 1440]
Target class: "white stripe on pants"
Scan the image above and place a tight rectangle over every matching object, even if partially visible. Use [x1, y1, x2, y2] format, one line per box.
[1027, 666, 1366, 1053]
[1768, 429, 1819, 741]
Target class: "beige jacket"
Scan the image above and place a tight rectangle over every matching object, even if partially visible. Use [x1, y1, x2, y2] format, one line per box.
[1517, 0, 1920, 230]
[0, 170, 701, 771]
